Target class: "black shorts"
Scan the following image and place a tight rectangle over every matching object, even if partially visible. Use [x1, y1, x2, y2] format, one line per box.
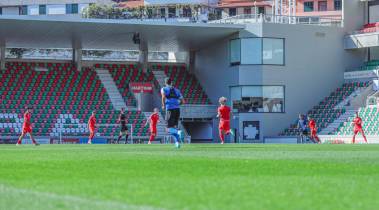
[120, 124, 128, 132]
[166, 108, 180, 128]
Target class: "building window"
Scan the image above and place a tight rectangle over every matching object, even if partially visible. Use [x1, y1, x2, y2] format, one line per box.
[231, 86, 285, 113]
[258, 7, 265, 14]
[229, 38, 285, 65]
[229, 8, 236, 16]
[160, 8, 166, 18]
[334, 0, 342, 11]
[304, 2, 314, 12]
[244, 7, 251, 15]
[66, 4, 78, 14]
[168, 7, 176, 18]
[318, 1, 328, 11]
[183, 7, 192, 17]
[262, 38, 285, 65]
[20, 6, 28, 15]
[39, 5, 46, 15]
[230, 39, 241, 65]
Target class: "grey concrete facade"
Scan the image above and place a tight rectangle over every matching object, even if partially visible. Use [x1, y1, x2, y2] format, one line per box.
[195, 20, 366, 142]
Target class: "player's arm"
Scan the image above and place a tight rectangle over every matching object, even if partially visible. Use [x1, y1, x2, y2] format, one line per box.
[178, 90, 185, 105]
[161, 89, 166, 110]
[144, 117, 150, 127]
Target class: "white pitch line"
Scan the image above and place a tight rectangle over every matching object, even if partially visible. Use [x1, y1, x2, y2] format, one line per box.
[0, 184, 164, 210]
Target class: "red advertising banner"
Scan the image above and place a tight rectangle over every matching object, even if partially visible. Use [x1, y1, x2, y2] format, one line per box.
[130, 82, 153, 93]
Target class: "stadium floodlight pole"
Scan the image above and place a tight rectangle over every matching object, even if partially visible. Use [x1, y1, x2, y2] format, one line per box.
[59, 123, 133, 144]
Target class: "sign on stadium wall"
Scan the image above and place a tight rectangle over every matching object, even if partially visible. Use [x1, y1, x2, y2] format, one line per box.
[344, 70, 379, 80]
[130, 83, 153, 93]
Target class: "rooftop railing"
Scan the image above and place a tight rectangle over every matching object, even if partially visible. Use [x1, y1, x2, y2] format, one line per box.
[210, 14, 343, 27]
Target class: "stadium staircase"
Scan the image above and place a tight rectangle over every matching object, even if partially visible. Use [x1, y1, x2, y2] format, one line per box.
[95, 69, 128, 110]
[319, 82, 374, 134]
[334, 106, 379, 135]
[281, 81, 372, 136]
[0, 62, 149, 142]
[149, 63, 217, 141]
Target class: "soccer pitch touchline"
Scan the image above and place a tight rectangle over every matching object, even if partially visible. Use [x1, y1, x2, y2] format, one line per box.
[0, 184, 164, 210]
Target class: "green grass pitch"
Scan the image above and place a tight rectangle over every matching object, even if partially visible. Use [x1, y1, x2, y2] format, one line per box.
[1, 144, 379, 210]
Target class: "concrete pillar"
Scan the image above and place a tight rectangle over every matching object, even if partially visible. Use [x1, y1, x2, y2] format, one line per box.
[0, 46, 5, 70]
[189, 50, 196, 73]
[74, 48, 82, 71]
[139, 42, 148, 73]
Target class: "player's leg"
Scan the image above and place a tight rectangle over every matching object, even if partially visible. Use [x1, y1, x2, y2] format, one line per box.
[88, 131, 94, 144]
[314, 134, 321, 144]
[16, 132, 25, 145]
[166, 109, 180, 148]
[124, 131, 129, 144]
[352, 130, 357, 144]
[360, 130, 368, 143]
[28, 132, 39, 145]
[116, 131, 123, 144]
[219, 129, 225, 144]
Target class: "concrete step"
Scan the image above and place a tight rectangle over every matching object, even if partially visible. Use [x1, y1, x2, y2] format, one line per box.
[96, 68, 127, 110]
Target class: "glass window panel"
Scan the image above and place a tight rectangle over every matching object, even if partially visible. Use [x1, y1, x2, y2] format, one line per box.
[241, 38, 262, 65]
[263, 38, 284, 65]
[304, 2, 314, 12]
[231, 86, 285, 113]
[230, 39, 241, 65]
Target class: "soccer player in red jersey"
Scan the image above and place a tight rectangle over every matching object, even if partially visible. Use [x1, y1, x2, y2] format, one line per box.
[146, 108, 160, 144]
[217, 97, 234, 144]
[352, 112, 368, 144]
[16, 107, 39, 146]
[88, 111, 96, 144]
[307, 116, 321, 144]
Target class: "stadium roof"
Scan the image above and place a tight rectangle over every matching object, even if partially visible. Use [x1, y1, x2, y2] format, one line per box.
[0, 16, 244, 52]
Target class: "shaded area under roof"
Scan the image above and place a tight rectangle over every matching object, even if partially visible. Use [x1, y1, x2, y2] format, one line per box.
[0, 15, 244, 52]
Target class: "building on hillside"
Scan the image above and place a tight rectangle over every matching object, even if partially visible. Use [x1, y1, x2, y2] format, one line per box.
[116, 0, 219, 20]
[216, 0, 342, 19]
[0, 0, 113, 16]
[295, 0, 342, 18]
[217, 0, 273, 18]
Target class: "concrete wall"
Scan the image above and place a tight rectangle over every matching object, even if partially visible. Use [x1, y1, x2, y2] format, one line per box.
[245, 23, 348, 139]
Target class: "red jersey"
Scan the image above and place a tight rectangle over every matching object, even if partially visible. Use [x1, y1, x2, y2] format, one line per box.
[308, 119, 316, 130]
[88, 115, 96, 130]
[23, 112, 31, 127]
[353, 117, 362, 130]
[150, 113, 159, 127]
[218, 105, 231, 121]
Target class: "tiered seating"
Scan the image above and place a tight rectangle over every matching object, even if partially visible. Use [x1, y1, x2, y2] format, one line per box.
[0, 62, 148, 138]
[96, 63, 154, 106]
[359, 22, 379, 34]
[151, 64, 211, 104]
[281, 82, 371, 136]
[354, 60, 379, 71]
[335, 107, 379, 135]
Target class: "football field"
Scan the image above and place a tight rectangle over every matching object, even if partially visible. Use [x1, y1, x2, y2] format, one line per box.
[0, 144, 378, 210]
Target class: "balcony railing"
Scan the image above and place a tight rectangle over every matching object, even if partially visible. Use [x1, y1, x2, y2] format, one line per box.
[211, 14, 343, 27]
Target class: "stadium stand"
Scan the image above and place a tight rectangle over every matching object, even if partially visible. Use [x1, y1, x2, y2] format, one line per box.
[335, 106, 379, 135]
[355, 60, 379, 71]
[0, 62, 148, 139]
[150, 63, 212, 104]
[358, 22, 379, 34]
[281, 81, 371, 136]
[95, 63, 154, 107]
